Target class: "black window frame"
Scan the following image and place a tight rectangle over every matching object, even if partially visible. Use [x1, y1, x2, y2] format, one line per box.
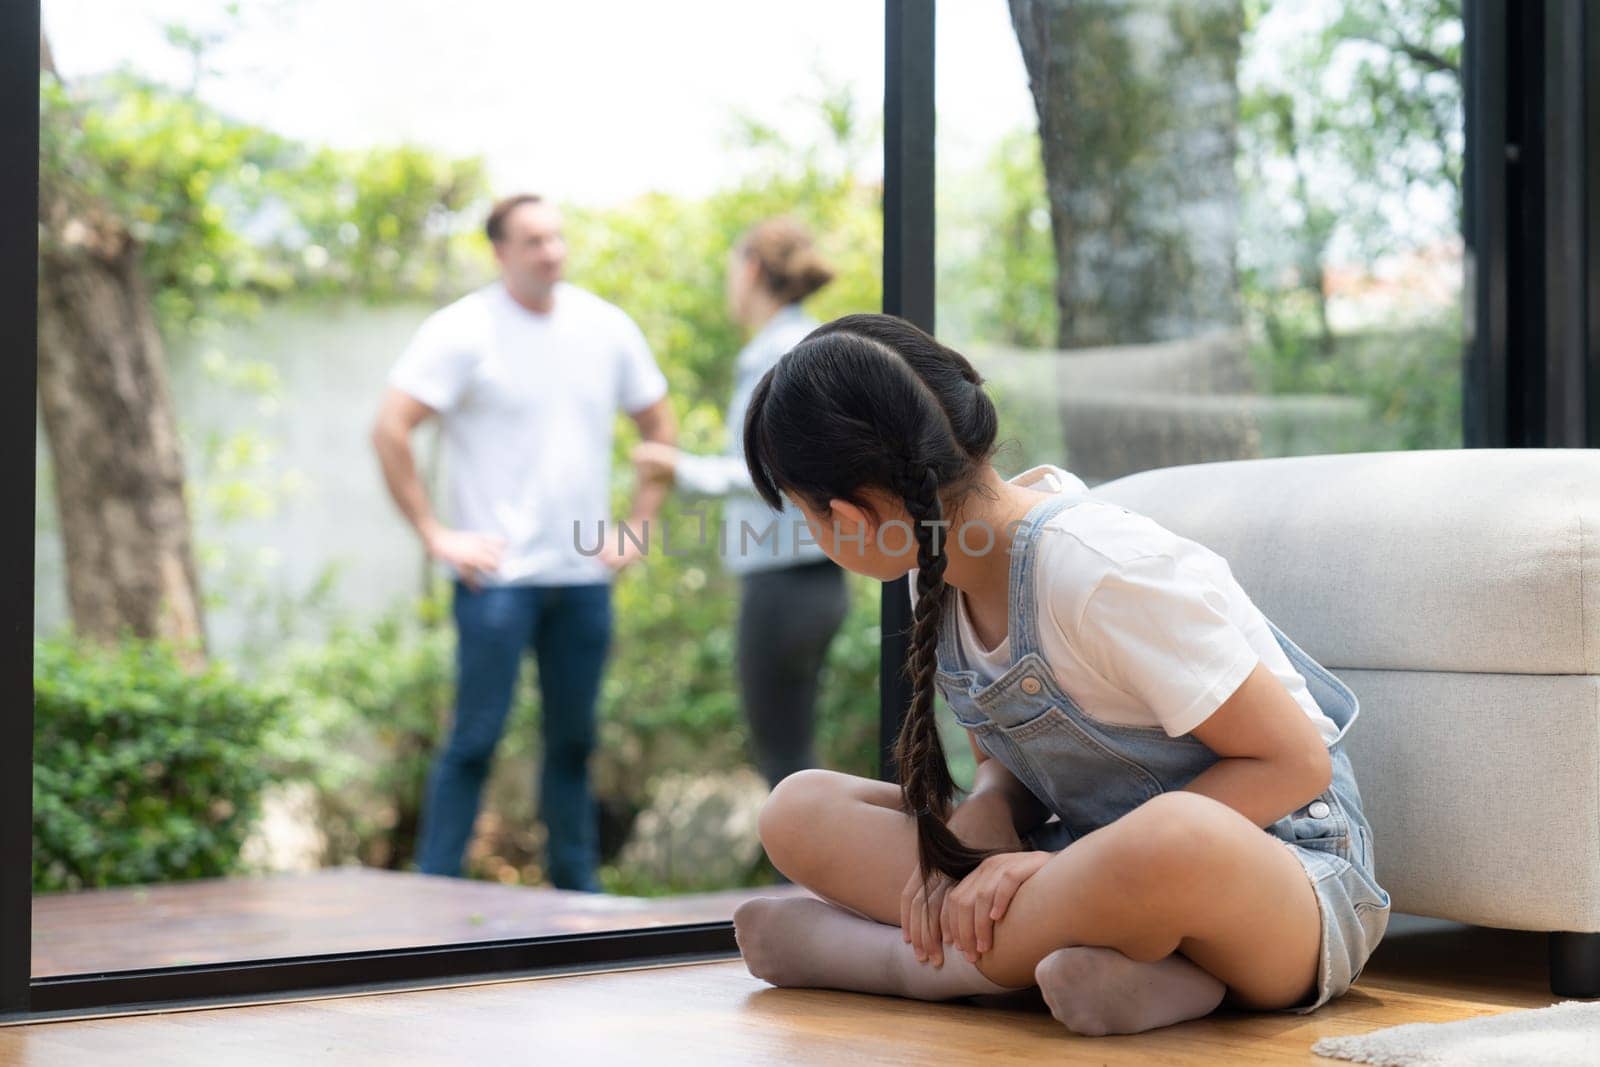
[1465, 0, 1600, 448]
[3, 0, 1594, 1024]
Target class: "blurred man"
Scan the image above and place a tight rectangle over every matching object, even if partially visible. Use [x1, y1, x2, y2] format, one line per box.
[373, 194, 675, 891]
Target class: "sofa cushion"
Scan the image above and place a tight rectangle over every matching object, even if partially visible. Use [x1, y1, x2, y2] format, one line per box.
[1094, 449, 1600, 675]
[1337, 668, 1600, 931]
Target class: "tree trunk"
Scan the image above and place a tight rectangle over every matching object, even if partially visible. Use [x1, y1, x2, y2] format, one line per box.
[38, 38, 206, 650]
[1008, 0, 1245, 348]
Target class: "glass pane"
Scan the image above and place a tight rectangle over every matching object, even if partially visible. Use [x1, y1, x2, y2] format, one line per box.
[34, 0, 883, 976]
[931, 1, 1463, 793]
[937, 0, 1463, 494]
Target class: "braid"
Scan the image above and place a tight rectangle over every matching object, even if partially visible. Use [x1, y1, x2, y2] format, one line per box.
[906, 467, 950, 700]
[894, 465, 996, 886]
[897, 466, 954, 813]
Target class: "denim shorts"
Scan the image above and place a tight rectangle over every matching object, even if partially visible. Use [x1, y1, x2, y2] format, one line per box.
[1279, 814, 1391, 1013]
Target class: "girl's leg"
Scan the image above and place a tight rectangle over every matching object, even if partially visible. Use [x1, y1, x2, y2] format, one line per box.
[971, 790, 1323, 1011]
[743, 771, 1233, 1028]
[735, 896, 1024, 1001]
[739, 769, 1022, 999]
[755, 768, 918, 922]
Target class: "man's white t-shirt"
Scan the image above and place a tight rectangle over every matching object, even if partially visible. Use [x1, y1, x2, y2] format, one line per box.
[388, 281, 668, 586]
[915, 465, 1337, 743]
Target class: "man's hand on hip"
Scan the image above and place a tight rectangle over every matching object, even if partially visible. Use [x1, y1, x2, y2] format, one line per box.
[425, 528, 506, 591]
[602, 530, 646, 573]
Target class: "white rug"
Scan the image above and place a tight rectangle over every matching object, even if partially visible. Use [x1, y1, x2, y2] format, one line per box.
[1312, 1001, 1600, 1066]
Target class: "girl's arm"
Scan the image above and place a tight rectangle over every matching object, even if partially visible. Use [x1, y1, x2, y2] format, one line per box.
[1180, 660, 1332, 827]
[952, 732, 1051, 844]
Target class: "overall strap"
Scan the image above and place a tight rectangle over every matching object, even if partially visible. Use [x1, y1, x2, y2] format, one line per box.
[1007, 492, 1085, 659]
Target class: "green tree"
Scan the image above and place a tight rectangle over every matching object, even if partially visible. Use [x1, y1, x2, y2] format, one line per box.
[1009, 0, 1246, 348]
[38, 39, 207, 650]
[38, 47, 492, 647]
[938, 129, 1057, 348]
[1239, 0, 1463, 446]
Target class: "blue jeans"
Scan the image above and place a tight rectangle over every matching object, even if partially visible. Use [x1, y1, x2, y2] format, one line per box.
[415, 580, 613, 891]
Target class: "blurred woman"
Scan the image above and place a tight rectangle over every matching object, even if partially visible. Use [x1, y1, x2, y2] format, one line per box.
[632, 218, 849, 794]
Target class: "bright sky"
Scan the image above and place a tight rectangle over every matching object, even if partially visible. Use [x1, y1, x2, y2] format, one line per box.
[41, 0, 1460, 293]
[42, 0, 1039, 206]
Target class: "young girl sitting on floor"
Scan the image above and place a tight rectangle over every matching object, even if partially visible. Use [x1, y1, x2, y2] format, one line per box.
[731, 313, 1391, 1036]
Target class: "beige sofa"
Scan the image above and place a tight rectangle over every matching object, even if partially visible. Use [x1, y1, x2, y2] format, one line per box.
[1094, 448, 1600, 995]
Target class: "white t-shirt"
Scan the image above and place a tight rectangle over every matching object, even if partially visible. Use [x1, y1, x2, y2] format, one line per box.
[916, 465, 1337, 743]
[388, 281, 668, 586]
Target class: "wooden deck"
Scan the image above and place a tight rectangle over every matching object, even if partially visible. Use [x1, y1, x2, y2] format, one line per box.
[1, 914, 1571, 1065]
[31, 868, 809, 976]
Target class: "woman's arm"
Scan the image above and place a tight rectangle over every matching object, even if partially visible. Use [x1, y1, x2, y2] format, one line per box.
[631, 442, 754, 499]
[667, 331, 806, 498]
[1180, 661, 1332, 827]
[673, 450, 754, 496]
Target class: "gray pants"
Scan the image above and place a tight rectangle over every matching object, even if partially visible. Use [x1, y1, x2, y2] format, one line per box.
[736, 558, 850, 789]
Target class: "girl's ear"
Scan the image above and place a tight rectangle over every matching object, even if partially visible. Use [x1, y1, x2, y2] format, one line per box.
[826, 497, 877, 541]
[819, 499, 883, 563]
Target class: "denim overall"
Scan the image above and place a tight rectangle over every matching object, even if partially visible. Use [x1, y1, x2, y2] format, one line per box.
[934, 492, 1392, 1012]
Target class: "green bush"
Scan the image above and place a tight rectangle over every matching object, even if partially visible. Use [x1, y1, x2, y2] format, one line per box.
[29, 583, 880, 895]
[1243, 299, 1464, 452]
[33, 638, 285, 892]
[273, 592, 468, 870]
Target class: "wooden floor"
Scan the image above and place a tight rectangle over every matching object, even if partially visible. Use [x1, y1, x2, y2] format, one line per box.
[32, 868, 809, 975]
[1, 914, 1570, 1065]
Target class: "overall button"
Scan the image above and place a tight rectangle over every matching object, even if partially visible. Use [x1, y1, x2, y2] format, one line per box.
[1308, 800, 1331, 819]
[1020, 676, 1042, 695]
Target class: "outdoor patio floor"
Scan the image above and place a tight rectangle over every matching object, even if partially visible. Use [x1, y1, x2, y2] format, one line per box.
[31, 867, 808, 976]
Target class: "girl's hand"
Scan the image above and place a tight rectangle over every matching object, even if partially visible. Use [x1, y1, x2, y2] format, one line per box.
[940, 850, 1053, 964]
[899, 798, 1025, 966]
[900, 866, 958, 967]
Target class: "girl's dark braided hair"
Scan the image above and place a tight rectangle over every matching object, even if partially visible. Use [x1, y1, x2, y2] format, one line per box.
[742, 312, 1003, 885]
